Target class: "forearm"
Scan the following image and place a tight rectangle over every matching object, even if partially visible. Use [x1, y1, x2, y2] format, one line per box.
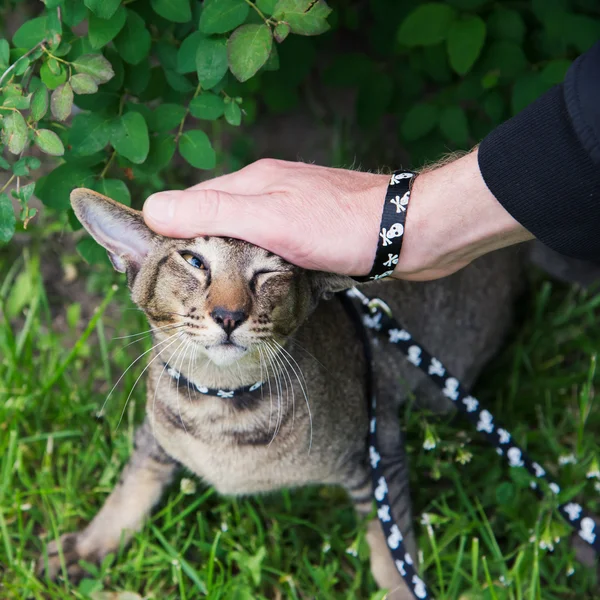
[393, 149, 534, 281]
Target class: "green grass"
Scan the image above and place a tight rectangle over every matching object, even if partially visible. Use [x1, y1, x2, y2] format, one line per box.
[2, 241, 600, 600]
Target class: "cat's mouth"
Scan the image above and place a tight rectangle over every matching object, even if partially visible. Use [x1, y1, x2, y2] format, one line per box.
[204, 340, 248, 366]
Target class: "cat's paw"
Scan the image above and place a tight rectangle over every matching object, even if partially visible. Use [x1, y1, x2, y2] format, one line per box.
[37, 532, 95, 583]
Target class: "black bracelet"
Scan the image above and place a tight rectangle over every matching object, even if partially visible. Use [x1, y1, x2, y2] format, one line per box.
[355, 170, 416, 282]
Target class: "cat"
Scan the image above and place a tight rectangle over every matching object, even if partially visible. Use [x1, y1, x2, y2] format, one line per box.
[37, 188, 522, 599]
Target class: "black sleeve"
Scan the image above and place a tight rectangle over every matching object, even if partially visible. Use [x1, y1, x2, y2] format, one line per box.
[478, 41, 600, 262]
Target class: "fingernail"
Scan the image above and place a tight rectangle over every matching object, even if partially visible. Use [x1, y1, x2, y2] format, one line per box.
[145, 193, 175, 225]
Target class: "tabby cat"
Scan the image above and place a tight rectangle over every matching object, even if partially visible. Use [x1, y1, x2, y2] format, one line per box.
[38, 188, 522, 599]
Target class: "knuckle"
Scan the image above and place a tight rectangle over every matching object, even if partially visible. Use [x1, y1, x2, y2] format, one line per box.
[254, 157, 283, 171]
[196, 188, 225, 223]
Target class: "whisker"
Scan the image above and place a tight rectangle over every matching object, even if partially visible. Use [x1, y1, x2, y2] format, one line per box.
[99, 331, 183, 417]
[114, 332, 184, 430]
[114, 324, 187, 355]
[151, 341, 185, 436]
[257, 345, 274, 434]
[175, 338, 191, 436]
[272, 339, 313, 454]
[266, 341, 294, 433]
[112, 322, 184, 340]
[262, 343, 284, 446]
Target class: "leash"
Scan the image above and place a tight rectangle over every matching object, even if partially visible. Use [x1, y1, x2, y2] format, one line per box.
[341, 286, 599, 599]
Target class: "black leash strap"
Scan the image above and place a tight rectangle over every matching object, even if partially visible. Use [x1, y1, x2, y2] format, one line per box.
[342, 287, 599, 600]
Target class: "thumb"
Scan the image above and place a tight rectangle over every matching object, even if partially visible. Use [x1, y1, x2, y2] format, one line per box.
[143, 189, 276, 244]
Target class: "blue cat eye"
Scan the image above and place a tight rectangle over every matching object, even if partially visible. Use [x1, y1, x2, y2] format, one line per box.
[180, 252, 207, 270]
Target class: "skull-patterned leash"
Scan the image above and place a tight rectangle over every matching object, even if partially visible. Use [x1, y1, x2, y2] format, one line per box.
[342, 171, 599, 599]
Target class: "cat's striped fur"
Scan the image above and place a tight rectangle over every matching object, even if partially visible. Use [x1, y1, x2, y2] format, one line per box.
[38, 189, 522, 599]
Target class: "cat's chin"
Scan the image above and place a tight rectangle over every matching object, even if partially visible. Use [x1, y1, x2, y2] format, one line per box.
[204, 343, 247, 367]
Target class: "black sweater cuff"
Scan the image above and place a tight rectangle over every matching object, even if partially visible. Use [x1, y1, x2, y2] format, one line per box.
[478, 84, 600, 262]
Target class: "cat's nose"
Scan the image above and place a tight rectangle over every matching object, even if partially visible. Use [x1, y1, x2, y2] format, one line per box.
[211, 307, 247, 336]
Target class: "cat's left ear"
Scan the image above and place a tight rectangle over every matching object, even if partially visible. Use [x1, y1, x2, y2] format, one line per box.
[71, 188, 157, 273]
[310, 271, 357, 299]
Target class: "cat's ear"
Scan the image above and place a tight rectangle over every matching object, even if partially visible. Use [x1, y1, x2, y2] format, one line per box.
[71, 188, 157, 273]
[310, 272, 357, 299]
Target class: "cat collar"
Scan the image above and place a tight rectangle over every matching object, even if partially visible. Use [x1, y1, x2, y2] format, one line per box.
[163, 363, 263, 398]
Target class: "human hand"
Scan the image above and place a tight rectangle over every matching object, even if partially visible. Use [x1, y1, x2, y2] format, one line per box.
[143, 152, 533, 281]
[143, 159, 389, 276]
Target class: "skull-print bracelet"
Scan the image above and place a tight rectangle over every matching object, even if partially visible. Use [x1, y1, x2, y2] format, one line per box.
[354, 170, 416, 282]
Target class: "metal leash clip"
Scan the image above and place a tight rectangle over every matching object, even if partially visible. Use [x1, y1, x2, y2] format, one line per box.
[367, 297, 393, 317]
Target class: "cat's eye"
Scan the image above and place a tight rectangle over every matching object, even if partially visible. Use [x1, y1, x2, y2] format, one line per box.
[250, 269, 287, 293]
[180, 252, 207, 271]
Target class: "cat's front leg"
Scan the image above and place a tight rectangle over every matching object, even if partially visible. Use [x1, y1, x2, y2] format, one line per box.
[37, 418, 179, 582]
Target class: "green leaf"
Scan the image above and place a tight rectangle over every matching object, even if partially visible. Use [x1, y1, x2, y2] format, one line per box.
[84, 0, 121, 20]
[0, 39, 10, 70]
[481, 41, 527, 80]
[51, 83, 74, 121]
[95, 179, 131, 205]
[400, 103, 439, 141]
[88, 6, 127, 49]
[257, 0, 277, 15]
[189, 93, 225, 120]
[148, 103, 187, 132]
[178, 130, 216, 169]
[199, 0, 249, 35]
[196, 37, 228, 89]
[0, 193, 15, 244]
[40, 61, 67, 89]
[12, 157, 30, 176]
[165, 69, 195, 93]
[124, 59, 151, 95]
[114, 10, 152, 65]
[483, 92, 504, 123]
[487, 8, 525, 44]
[151, 0, 191, 23]
[397, 3, 456, 47]
[224, 101, 241, 125]
[69, 112, 111, 156]
[563, 14, 600, 54]
[228, 24, 273, 82]
[540, 59, 571, 85]
[72, 54, 115, 84]
[2, 111, 28, 154]
[77, 237, 111, 265]
[274, 22, 290, 43]
[495, 482, 515, 505]
[110, 112, 150, 163]
[511, 74, 551, 115]
[63, 0, 88, 27]
[439, 106, 469, 145]
[13, 17, 47, 48]
[30, 84, 49, 120]
[70, 73, 99, 94]
[177, 32, 206, 74]
[34, 129, 65, 156]
[3, 95, 31, 109]
[146, 133, 176, 170]
[36, 164, 95, 211]
[273, 0, 332, 36]
[447, 16, 486, 75]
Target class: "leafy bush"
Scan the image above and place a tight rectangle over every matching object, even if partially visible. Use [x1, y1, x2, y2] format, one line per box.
[0, 0, 599, 257]
[0, 0, 333, 253]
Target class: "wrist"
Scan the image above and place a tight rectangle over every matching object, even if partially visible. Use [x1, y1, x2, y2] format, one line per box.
[392, 149, 533, 281]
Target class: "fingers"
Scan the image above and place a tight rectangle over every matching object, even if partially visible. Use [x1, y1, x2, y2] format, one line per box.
[143, 188, 281, 245]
